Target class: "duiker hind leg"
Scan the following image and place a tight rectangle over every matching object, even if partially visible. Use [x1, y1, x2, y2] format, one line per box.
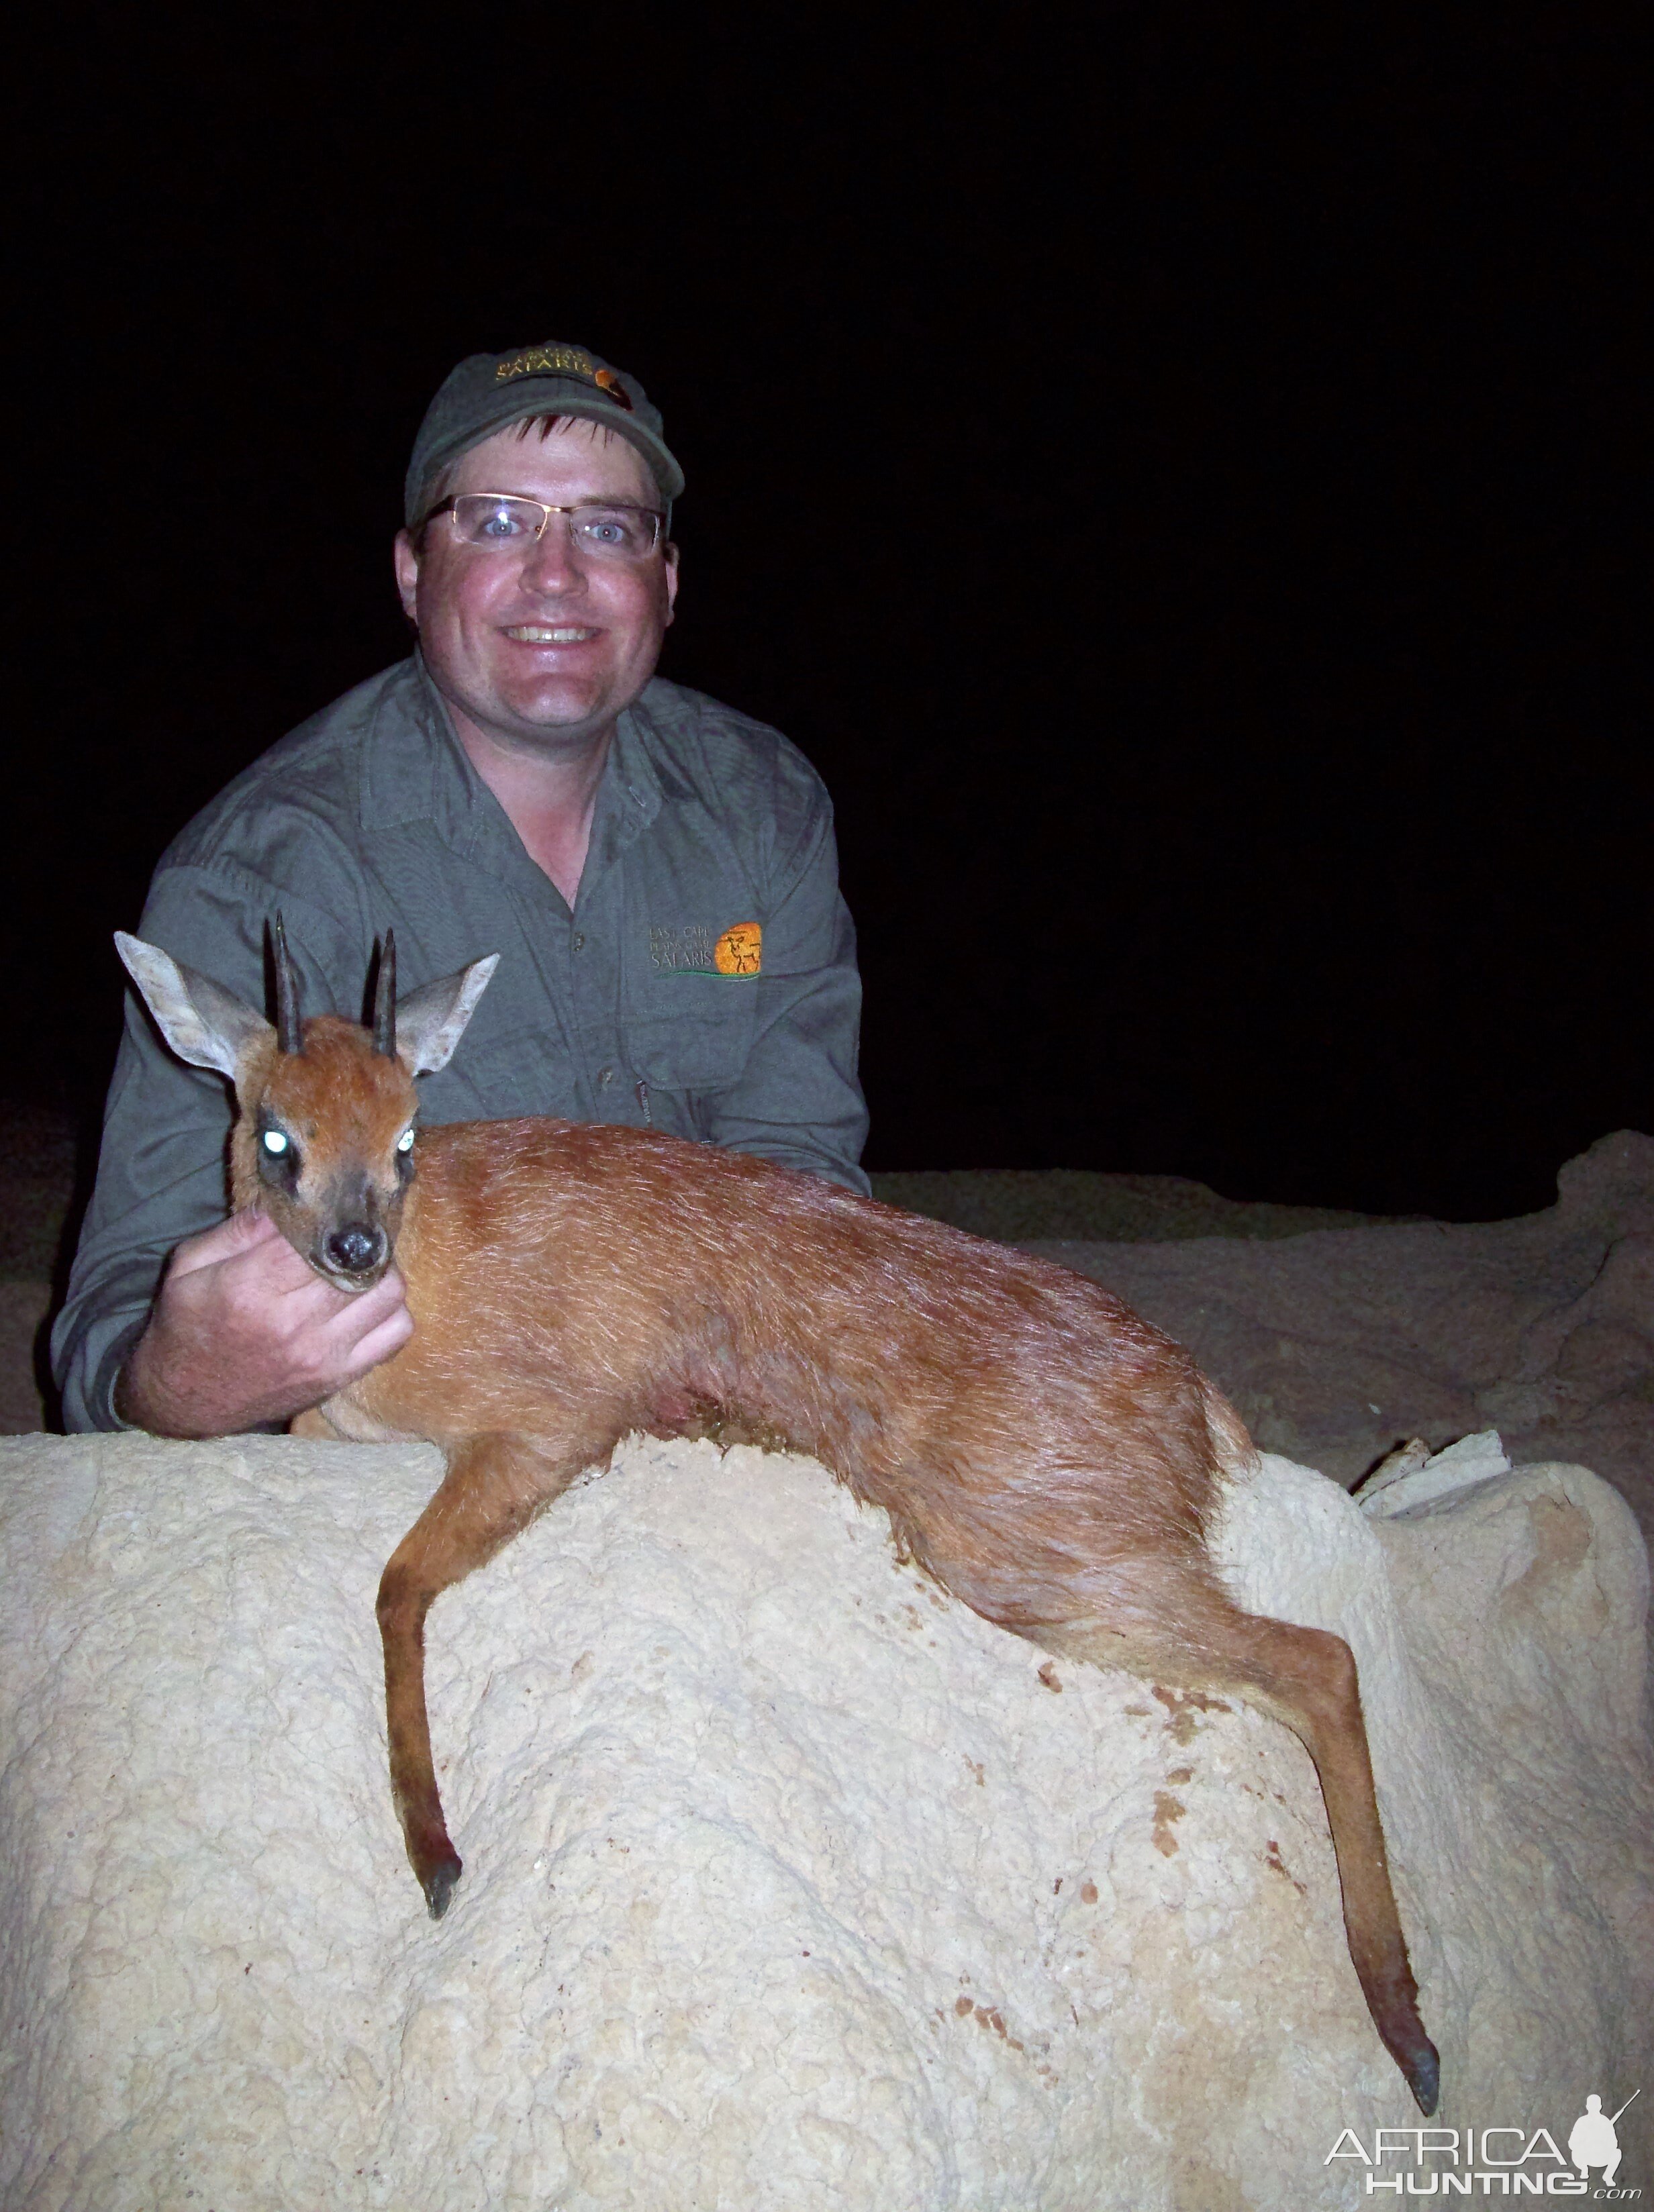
[1043, 1576, 1440, 2115]
[377, 1429, 602, 1917]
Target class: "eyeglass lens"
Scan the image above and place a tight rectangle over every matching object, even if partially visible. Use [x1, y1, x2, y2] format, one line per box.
[449, 495, 661, 560]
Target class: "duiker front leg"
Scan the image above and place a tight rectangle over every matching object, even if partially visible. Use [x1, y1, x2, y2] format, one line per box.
[378, 1429, 603, 1917]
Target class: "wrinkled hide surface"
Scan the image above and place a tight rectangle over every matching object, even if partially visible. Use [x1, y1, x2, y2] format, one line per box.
[0, 1431, 1648, 2211]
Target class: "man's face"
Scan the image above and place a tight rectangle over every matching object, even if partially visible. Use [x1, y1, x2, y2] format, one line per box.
[394, 419, 678, 755]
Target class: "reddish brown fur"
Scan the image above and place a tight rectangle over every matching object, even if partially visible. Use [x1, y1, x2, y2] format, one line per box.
[231, 1020, 419, 1281]
[255, 1011, 1437, 2111]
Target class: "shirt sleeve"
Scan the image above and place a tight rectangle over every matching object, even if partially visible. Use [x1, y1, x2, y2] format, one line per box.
[50, 862, 360, 1432]
[697, 798, 871, 1195]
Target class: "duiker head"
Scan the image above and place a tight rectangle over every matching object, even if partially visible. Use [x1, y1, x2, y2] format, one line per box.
[116, 919, 498, 1292]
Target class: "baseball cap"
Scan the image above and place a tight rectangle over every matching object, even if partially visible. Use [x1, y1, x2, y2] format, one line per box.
[404, 340, 684, 526]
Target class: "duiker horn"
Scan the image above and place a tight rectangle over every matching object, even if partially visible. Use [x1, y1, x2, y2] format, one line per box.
[373, 931, 397, 1060]
[272, 912, 303, 1056]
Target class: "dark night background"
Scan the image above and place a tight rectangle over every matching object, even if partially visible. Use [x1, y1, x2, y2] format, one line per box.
[11, 9, 1649, 1223]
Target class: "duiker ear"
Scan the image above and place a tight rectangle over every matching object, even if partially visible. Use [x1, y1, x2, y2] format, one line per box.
[395, 954, 500, 1076]
[115, 932, 274, 1080]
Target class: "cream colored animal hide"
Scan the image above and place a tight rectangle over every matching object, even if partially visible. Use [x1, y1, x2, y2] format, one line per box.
[0, 1429, 1648, 2210]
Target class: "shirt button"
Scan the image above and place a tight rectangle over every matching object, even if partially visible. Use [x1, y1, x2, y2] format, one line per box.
[597, 1065, 614, 1086]
[572, 932, 585, 952]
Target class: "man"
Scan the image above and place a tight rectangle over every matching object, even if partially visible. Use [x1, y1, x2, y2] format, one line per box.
[54, 339, 868, 1437]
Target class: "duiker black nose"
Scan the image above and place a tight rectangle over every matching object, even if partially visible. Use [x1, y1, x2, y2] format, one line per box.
[325, 1223, 386, 1276]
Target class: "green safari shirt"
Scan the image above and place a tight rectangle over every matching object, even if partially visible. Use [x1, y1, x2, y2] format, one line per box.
[54, 655, 869, 1431]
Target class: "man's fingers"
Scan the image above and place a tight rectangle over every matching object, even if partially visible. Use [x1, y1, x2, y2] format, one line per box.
[173, 1223, 409, 1348]
[352, 1264, 409, 1323]
[343, 1303, 418, 1376]
[314, 1264, 408, 1331]
[284, 1268, 411, 1393]
[126, 1226, 411, 1438]
[167, 1207, 280, 1278]
[219, 1227, 337, 1313]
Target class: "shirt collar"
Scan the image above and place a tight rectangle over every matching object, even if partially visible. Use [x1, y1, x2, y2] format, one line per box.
[606, 689, 665, 832]
[358, 653, 478, 836]
[359, 651, 667, 862]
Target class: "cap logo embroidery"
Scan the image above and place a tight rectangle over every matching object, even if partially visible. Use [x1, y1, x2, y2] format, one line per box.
[496, 344, 597, 382]
[494, 350, 635, 412]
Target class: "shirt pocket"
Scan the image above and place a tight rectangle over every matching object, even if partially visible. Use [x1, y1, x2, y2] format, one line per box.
[624, 981, 759, 1095]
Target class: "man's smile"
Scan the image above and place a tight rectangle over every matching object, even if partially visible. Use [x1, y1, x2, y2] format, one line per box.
[503, 625, 601, 644]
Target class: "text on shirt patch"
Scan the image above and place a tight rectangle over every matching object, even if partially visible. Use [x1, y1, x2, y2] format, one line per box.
[649, 922, 763, 976]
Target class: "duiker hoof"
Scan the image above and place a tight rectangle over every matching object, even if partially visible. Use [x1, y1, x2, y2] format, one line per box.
[1405, 2038, 1441, 2117]
[421, 1853, 463, 1920]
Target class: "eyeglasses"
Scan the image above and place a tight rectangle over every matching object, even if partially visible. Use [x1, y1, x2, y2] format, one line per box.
[425, 493, 666, 563]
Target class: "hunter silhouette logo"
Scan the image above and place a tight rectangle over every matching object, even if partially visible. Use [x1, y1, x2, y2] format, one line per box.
[1569, 2092, 1639, 2190]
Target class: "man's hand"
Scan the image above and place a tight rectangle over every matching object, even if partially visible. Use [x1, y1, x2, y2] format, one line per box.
[115, 1209, 414, 1438]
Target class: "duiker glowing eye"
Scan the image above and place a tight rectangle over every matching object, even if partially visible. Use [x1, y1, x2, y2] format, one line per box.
[261, 1129, 290, 1156]
[397, 1129, 416, 1153]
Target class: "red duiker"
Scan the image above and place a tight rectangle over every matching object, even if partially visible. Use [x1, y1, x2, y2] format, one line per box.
[115, 919, 1439, 2113]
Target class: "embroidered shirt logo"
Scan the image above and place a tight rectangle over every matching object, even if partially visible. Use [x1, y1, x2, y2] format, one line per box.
[650, 922, 763, 976]
[714, 921, 763, 975]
